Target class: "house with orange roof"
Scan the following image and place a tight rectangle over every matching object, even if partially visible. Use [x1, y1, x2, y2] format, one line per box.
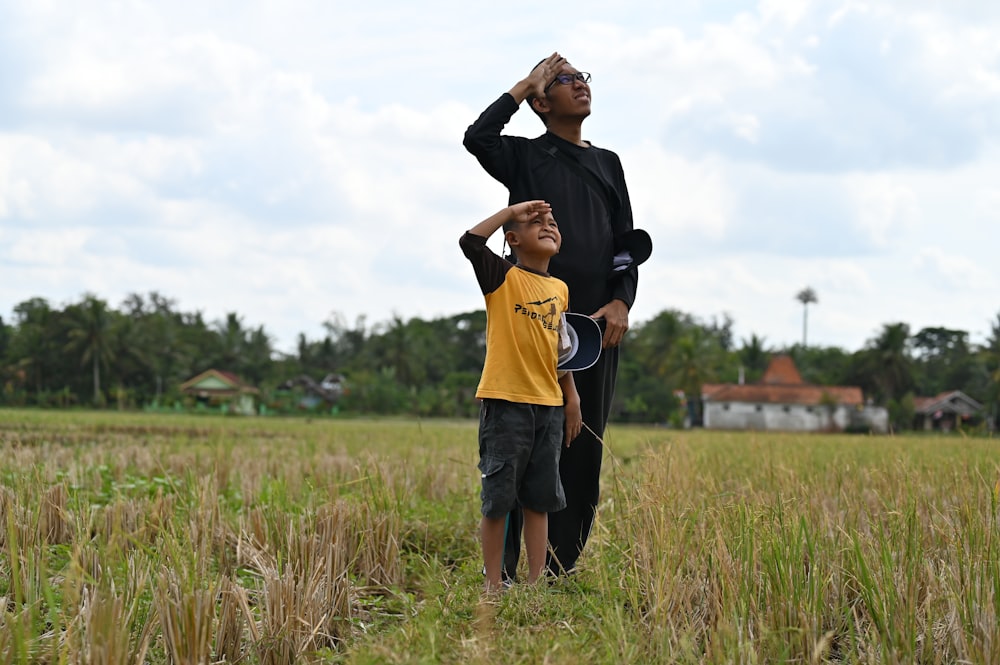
[701, 355, 888, 433]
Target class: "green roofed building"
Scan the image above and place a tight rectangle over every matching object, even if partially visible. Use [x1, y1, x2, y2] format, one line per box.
[180, 369, 258, 415]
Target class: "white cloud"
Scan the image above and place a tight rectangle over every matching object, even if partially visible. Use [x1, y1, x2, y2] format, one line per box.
[759, 0, 812, 27]
[844, 174, 920, 249]
[3, 227, 92, 268]
[2, 0, 999, 353]
[913, 247, 995, 289]
[625, 142, 733, 243]
[725, 112, 761, 143]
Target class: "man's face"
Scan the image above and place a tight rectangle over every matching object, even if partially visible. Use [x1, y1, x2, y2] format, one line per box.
[543, 63, 592, 119]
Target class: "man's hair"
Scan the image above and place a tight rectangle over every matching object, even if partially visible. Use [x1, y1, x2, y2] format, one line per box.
[526, 95, 547, 125]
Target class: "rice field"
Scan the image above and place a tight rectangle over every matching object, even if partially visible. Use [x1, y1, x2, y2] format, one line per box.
[1, 408, 998, 664]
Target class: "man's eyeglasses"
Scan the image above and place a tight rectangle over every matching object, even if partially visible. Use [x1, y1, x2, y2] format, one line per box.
[544, 72, 591, 94]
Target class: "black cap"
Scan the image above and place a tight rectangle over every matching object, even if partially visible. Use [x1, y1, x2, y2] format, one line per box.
[557, 313, 603, 371]
[609, 229, 652, 276]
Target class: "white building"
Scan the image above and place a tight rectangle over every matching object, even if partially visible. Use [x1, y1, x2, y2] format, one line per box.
[702, 355, 888, 434]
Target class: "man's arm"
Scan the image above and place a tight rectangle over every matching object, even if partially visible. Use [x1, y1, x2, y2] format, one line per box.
[599, 256, 639, 348]
[596, 249, 639, 349]
[593, 157, 638, 348]
[463, 53, 567, 184]
[507, 52, 566, 104]
[608, 159, 638, 312]
[592, 299, 630, 349]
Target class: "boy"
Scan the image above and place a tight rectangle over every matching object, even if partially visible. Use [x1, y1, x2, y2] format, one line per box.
[460, 199, 583, 593]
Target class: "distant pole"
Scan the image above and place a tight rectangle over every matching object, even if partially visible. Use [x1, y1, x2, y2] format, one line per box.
[796, 287, 818, 347]
[803, 304, 808, 347]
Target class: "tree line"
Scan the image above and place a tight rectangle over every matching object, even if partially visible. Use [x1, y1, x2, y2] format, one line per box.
[1, 292, 998, 430]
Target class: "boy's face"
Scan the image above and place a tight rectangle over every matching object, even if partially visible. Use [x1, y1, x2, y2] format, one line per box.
[508, 212, 561, 258]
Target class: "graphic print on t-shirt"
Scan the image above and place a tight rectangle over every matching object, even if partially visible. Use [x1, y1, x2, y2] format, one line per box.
[513, 298, 561, 332]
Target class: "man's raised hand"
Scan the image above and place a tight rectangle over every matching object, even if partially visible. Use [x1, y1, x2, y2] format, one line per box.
[526, 52, 566, 99]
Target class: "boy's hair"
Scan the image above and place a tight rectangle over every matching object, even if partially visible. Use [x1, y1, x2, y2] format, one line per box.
[502, 217, 527, 263]
[502, 220, 519, 262]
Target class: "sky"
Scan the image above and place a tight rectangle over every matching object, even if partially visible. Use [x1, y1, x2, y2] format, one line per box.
[1, 0, 998, 355]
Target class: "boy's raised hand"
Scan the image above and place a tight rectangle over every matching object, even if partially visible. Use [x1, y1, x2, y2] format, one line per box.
[468, 200, 551, 239]
[509, 199, 552, 224]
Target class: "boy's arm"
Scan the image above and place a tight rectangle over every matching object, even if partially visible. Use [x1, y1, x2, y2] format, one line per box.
[559, 372, 582, 447]
[467, 200, 552, 240]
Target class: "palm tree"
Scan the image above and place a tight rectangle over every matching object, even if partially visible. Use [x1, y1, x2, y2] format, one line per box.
[215, 312, 246, 370]
[983, 312, 1000, 431]
[143, 309, 183, 403]
[9, 299, 50, 397]
[65, 294, 116, 405]
[377, 314, 417, 387]
[0, 315, 9, 359]
[738, 333, 770, 383]
[795, 287, 818, 347]
[242, 325, 273, 385]
[666, 327, 721, 426]
[865, 322, 914, 403]
[627, 309, 685, 379]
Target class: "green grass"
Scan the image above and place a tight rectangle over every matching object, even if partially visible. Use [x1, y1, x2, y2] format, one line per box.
[0, 408, 998, 663]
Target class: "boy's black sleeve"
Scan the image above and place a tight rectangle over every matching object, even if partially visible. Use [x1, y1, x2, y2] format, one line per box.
[460, 232, 511, 296]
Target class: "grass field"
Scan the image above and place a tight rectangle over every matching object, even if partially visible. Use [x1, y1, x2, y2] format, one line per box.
[1, 409, 998, 664]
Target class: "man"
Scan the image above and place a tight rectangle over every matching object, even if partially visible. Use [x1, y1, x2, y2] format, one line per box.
[464, 52, 639, 577]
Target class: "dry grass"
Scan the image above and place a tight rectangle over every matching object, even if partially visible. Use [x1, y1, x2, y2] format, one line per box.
[592, 430, 1000, 664]
[0, 410, 998, 663]
[0, 411, 424, 663]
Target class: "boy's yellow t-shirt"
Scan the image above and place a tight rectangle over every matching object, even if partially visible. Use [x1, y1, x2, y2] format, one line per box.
[460, 232, 568, 406]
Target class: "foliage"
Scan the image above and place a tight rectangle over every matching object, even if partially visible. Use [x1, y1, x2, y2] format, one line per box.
[738, 333, 770, 384]
[615, 310, 732, 425]
[64, 293, 116, 406]
[1, 292, 998, 428]
[912, 326, 978, 397]
[852, 322, 915, 404]
[787, 343, 854, 386]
